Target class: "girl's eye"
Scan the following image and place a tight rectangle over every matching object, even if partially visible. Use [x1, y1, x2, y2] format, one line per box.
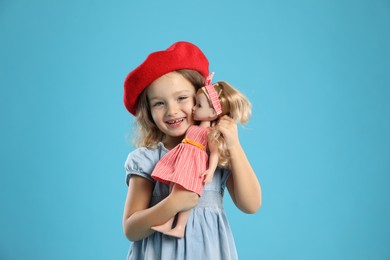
[178, 96, 188, 101]
[152, 101, 164, 107]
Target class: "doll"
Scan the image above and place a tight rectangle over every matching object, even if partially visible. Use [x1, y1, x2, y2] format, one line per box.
[150, 73, 251, 238]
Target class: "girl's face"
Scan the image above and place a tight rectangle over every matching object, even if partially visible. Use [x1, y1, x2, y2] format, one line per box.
[147, 71, 196, 147]
[192, 92, 216, 121]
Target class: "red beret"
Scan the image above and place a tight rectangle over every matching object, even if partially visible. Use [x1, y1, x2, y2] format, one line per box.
[124, 41, 209, 115]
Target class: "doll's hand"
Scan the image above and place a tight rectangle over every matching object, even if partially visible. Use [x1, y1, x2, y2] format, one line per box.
[201, 170, 214, 184]
[215, 115, 240, 149]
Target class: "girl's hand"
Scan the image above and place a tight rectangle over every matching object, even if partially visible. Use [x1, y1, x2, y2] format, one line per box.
[169, 184, 199, 212]
[215, 115, 240, 149]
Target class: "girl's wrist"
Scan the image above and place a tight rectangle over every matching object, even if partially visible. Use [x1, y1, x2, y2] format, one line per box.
[168, 188, 199, 212]
[227, 140, 242, 153]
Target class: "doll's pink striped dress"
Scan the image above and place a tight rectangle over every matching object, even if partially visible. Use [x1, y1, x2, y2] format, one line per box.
[151, 125, 208, 196]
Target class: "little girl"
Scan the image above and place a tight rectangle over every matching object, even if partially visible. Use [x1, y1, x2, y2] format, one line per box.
[150, 73, 252, 238]
[123, 41, 262, 260]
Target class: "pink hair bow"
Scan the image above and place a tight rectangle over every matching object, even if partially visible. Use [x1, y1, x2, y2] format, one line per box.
[203, 72, 222, 115]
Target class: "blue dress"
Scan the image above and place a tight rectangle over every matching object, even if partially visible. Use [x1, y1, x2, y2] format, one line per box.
[124, 142, 238, 260]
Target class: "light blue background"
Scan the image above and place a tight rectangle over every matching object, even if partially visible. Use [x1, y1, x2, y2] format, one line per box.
[1, 0, 389, 259]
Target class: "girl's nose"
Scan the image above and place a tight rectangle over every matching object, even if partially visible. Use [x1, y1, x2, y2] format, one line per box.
[167, 103, 179, 116]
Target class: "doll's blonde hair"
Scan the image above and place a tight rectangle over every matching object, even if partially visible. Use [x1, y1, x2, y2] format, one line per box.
[132, 70, 205, 148]
[204, 81, 252, 168]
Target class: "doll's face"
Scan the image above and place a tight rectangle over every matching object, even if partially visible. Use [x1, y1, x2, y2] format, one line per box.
[192, 92, 216, 121]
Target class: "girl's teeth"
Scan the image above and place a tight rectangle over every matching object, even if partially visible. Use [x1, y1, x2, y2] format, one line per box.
[168, 119, 183, 124]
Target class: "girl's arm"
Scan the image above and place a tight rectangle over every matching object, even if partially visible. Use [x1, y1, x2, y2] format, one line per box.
[216, 116, 262, 214]
[122, 176, 198, 241]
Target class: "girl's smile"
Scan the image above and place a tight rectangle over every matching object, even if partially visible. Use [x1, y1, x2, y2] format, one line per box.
[165, 118, 185, 128]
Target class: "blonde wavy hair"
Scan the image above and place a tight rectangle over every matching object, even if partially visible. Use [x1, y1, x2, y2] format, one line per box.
[202, 81, 252, 168]
[132, 70, 205, 148]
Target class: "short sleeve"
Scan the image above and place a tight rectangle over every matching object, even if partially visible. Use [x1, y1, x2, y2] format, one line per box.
[124, 147, 161, 185]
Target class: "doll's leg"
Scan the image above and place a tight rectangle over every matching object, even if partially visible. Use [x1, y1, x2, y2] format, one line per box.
[163, 209, 191, 238]
[151, 216, 175, 233]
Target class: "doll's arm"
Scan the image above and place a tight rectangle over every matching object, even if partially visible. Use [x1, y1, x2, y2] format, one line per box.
[217, 116, 262, 213]
[122, 176, 198, 241]
[201, 139, 219, 184]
